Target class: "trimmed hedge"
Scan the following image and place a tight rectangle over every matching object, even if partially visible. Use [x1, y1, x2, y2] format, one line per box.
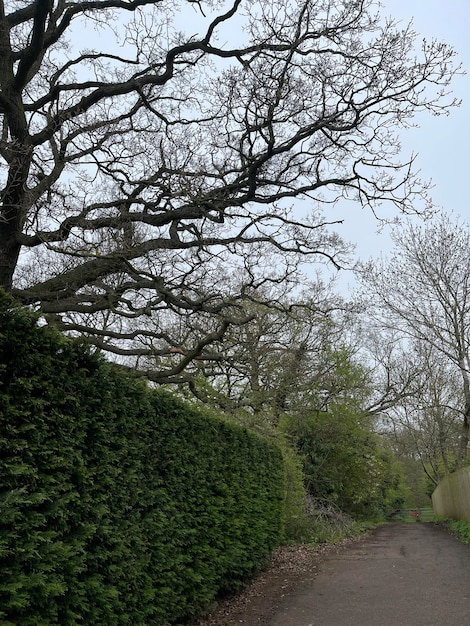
[0, 293, 284, 625]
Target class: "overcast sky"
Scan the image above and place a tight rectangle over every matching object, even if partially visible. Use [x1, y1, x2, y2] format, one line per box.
[333, 0, 470, 279]
[135, 1, 470, 290]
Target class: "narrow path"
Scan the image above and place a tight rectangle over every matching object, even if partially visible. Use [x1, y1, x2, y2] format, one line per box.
[269, 523, 470, 625]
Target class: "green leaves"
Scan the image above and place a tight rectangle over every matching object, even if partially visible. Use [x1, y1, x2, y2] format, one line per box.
[0, 291, 284, 624]
[282, 404, 407, 520]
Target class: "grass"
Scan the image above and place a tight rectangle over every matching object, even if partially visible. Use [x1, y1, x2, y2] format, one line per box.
[441, 518, 470, 545]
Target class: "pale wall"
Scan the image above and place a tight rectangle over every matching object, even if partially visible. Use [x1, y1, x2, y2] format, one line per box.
[432, 466, 470, 522]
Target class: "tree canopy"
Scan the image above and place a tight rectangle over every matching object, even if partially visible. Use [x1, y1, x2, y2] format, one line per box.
[359, 213, 470, 466]
[0, 0, 459, 380]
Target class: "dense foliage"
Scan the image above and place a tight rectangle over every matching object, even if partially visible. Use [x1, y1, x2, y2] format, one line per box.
[447, 519, 470, 545]
[0, 292, 284, 625]
[185, 299, 409, 528]
[281, 402, 407, 520]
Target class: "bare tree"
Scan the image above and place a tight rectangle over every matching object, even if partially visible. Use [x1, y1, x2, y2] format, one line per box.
[359, 213, 470, 464]
[184, 280, 368, 429]
[350, 325, 426, 421]
[383, 344, 463, 485]
[0, 0, 459, 380]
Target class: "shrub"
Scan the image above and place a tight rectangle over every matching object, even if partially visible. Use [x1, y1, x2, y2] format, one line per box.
[448, 519, 470, 545]
[0, 292, 284, 625]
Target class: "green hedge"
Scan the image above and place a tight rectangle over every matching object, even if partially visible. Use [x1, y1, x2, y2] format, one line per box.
[0, 293, 284, 625]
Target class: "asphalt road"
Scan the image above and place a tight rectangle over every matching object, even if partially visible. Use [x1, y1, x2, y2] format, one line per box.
[269, 523, 470, 626]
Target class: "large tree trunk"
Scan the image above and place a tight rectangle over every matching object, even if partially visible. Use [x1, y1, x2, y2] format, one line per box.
[0, 3, 32, 290]
[458, 409, 470, 466]
[437, 407, 451, 475]
[458, 369, 470, 465]
[0, 130, 31, 291]
[0, 224, 22, 291]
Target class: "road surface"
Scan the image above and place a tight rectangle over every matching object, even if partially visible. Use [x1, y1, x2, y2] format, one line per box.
[269, 523, 470, 625]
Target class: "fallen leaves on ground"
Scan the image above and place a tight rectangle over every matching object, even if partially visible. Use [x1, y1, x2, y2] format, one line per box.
[188, 536, 366, 626]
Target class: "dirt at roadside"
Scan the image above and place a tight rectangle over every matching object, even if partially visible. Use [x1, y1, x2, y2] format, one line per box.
[188, 536, 366, 626]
